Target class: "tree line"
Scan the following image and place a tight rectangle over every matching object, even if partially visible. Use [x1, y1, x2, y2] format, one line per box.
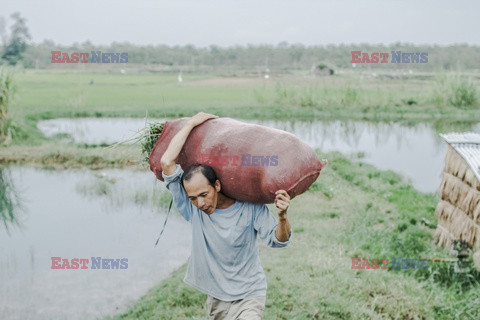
[1, 13, 480, 72]
[14, 41, 480, 72]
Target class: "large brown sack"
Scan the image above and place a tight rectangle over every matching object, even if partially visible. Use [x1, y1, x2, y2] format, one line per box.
[149, 117, 326, 204]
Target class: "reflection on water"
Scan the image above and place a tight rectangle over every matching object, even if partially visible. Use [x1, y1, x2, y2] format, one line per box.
[0, 168, 23, 233]
[0, 167, 190, 320]
[37, 117, 161, 144]
[74, 171, 173, 211]
[37, 118, 480, 193]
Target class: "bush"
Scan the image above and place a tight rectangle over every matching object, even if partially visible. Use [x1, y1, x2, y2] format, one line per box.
[449, 79, 477, 108]
[432, 74, 478, 109]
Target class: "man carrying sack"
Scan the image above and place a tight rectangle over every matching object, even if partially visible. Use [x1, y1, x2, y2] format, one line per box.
[160, 112, 292, 320]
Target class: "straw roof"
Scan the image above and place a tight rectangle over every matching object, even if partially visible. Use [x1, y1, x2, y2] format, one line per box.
[440, 133, 480, 182]
[434, 133, 480, 266]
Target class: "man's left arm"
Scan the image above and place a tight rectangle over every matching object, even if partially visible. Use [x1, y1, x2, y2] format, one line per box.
[254, 190, 292, 248]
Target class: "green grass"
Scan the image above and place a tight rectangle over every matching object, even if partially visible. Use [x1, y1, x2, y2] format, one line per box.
[0, 142, 142, 169]
[9, 70, 479, 119]
[12, 71, 260, 120]
[108, 152, 480, 320]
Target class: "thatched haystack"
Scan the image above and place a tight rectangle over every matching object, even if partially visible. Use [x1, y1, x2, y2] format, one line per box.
[434, 133, 480, 266]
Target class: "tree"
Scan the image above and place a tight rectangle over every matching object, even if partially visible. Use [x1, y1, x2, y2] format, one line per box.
[1, 12, 31, 66]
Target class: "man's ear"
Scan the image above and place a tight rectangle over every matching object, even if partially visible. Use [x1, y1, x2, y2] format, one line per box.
[215, 179, 221, 193]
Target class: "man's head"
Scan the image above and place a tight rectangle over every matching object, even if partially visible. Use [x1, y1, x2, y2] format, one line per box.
[182, 164, 221, 215]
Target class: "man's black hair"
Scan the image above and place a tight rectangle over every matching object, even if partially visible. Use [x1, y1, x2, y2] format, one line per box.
[182, 163, 218, 188]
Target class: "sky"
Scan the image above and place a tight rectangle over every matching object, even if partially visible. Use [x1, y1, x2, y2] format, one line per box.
[1, 0, 480, 47]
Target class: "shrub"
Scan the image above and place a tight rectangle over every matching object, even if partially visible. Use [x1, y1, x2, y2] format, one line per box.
[449, 79, 477, 108]
[432, 74, 478, 109]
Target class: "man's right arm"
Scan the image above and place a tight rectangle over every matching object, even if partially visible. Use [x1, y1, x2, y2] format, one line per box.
[160, 112, 217, 221]
[162, 164, 195, 222]
[160, 112, 218, 175]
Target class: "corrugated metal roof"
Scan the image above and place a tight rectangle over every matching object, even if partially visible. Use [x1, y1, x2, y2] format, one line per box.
[440, 132, 480, 181]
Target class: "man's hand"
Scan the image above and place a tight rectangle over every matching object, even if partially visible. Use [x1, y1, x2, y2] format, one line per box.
[274, 190, 290, 218]
[274, 190, 291, 242]
[187, 112, 218, 127]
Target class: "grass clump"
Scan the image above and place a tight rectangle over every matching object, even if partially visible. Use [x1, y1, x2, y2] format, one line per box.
[432, 74, 478, 109]
[449, 79, 477, 108]
[140, 122, 164, 162]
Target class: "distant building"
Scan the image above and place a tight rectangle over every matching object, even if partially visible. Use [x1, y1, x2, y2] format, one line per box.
[312, 63, 334, 76]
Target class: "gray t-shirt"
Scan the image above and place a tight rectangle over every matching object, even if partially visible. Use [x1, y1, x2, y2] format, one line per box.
[162, 164, 291, 301]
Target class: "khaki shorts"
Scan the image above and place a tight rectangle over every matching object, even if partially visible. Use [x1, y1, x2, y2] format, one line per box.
[205, 295, 266, 320]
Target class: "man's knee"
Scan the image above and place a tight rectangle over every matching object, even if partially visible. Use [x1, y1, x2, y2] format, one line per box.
[231, 296, 266, 320]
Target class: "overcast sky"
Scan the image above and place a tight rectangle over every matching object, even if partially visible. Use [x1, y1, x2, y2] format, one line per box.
[2, 0, 479, 47]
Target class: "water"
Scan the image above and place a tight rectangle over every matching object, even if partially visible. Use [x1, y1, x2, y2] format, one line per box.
[0, 167, 191, 320]
[37, 118, 480, 193]
[37, 117, 153, 145]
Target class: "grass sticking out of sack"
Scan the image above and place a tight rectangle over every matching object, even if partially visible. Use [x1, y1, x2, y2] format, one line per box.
[140, 122, 164, 163]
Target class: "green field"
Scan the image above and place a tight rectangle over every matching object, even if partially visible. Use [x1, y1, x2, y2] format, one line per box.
[10, 69, 480, 123]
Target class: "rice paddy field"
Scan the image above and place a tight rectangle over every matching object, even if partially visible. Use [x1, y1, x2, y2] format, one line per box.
[1, 67, 480, 319]
[10, 68, 480, 123]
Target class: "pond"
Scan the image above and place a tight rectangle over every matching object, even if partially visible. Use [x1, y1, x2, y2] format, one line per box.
[37, 118, 480, 193]
[0, 167, 190, 320]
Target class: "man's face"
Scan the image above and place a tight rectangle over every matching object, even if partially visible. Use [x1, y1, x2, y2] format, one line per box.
[183, 172, 220, 215]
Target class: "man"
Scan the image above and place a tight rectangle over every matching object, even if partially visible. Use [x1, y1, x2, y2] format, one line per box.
[160, 112, 292, 320]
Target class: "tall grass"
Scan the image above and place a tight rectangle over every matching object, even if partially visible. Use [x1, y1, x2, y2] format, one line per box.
[0, 67, 17, 145]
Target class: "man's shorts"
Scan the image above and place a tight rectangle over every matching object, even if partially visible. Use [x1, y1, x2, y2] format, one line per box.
[205, 295, 266, 320]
